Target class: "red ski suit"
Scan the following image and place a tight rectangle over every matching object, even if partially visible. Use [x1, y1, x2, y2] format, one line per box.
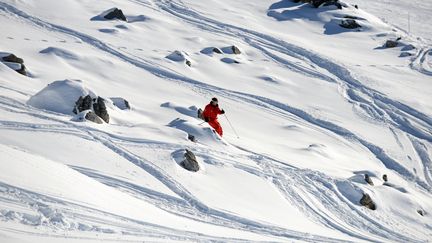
[202, 103, 223, 136]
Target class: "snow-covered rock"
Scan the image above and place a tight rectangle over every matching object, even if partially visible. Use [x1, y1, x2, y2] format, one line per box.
[27, 79, 97, 115]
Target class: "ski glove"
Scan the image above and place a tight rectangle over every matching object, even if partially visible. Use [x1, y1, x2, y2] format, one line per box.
[220, 109, 225, 114]
[205, 117, 209, 122]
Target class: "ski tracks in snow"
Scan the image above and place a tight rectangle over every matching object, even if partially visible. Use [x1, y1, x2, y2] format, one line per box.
[0, 1, 431, 242]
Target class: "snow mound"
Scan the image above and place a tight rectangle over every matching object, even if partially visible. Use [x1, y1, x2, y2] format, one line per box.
[39, 47, 81, 61]
[27, 79, 97, 115]
[168, 118, 229, 147]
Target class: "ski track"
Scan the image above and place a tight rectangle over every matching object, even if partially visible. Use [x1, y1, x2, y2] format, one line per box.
[0, 93, 354, 242]
[140, 0, 432, 189]
[0, 94, 422, 242]
[411, 48, 432, 76]
[0, 1, 431, 242]
[0, 183, 259, 243]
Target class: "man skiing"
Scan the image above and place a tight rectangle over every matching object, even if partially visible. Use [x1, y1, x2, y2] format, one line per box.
[202, 97, 225, 136]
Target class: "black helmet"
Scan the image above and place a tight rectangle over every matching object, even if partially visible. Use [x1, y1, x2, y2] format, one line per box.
[211, 97, 218, 102]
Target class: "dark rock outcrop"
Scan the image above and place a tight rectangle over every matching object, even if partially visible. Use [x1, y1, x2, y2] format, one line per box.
[73, 95, 93, 114]
[340, 19, 361, 29]
[104, 8, 127, 21]
[185, 60, 192, 67]
[364, 174, 374, 186]
[93, 97, 110, 123]
[73, 95, 109, 123]
[213, 48, 222, 54]
[181, 149, 200, 172]
[312, 0, 342, 9]
[231, 45, 241, 55]
[188, 134, 196, 142]
[85, 111, 104, 124]
[417, 209, 425, 216]
[360, 193, 376, 210]
[1, 53, 27, 76]
[385, 40, 399, 48]
[2, 54, 23, 64]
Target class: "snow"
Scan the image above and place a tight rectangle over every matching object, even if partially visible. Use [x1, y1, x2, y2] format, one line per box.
[0, 0, 431, 242]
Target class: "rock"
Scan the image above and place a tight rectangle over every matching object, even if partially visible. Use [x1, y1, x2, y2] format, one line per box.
[382, 174, 388, 182]
[364, 174, 374, 186]
[2, 54, 24, 64]
[93, 97, 110, 123]
[231, 45, 241, 55]
[166, 50, 191, 66]
[187, 134, 196, 142]
[17, 63, 27, 75]
[213, 47, 222, 54]
[1, 53, 27, 76]
[85, 111, 104, 124]
[111, 97, 130, 110]
[385, 40, 399, 48]
[73, 95, 109, 123]
[73, 95, 93, 114]
[417, 209, 425, 216]
[360, 193, 376, 210]
[2, 61, 27, 76]
[197, 108, 204, 120]
[312, 0, 340, 8]
[104, 8, 127, 21]
[340, 19, 361, 29]
[181, 149, 199, 172]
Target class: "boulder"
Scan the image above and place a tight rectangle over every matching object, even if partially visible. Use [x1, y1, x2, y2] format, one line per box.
[181, 149, 200, 172]
[360, 193, 376, 210]
[73, 95, 93, 114]
[187, 134, 197, 142]
[364, 174, 374, 186]
[85, 111, 104, 124]
[232, 45, 241, 55]
[73, 95, 109, 123]
[166, 50, 192, 66]
[104, 8, 127, 21]
[385, 40, 399, 48]
[417, 209, 425, 216]
[185, 60, 192, 67]
[213, 47, 222, 54]
[312, 0, 340, 8]
[1, 53, 27, 76]
[93, 97, 110, 123]
[2, 53, 24, 64]
[340, 19, 361, 29]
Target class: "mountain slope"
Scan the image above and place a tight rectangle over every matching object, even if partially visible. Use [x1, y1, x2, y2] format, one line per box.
[0, 0, 431, 242]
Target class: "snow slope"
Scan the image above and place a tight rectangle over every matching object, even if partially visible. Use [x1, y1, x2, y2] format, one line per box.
[0, 0, 431, 242]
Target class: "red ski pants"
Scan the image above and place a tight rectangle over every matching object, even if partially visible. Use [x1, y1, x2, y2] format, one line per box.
[209, 119, 223, 136]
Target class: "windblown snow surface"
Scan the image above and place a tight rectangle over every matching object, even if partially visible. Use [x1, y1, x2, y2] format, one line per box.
[0, 0, 431, 242]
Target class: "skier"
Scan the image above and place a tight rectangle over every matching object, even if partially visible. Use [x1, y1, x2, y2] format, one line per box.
[202, 97, 225, 136]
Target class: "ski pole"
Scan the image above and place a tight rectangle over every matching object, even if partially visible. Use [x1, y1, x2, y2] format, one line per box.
[224, 114, 240, 139]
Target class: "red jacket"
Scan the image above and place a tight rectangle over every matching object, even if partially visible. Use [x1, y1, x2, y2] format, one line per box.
[202, 103, 222, 121]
